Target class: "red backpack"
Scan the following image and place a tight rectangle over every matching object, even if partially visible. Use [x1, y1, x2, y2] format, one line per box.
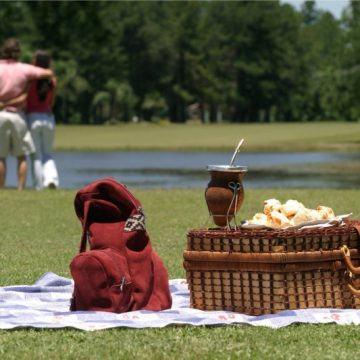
[69, 177, 172, 312]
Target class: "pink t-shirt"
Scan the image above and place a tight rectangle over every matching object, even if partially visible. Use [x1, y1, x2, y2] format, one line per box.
[0, 60, 46, 112]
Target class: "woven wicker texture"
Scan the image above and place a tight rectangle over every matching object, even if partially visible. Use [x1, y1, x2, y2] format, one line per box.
[187, 221, 360, 253]
[184, 221, 360, 315]
[185, 268, 360, 315]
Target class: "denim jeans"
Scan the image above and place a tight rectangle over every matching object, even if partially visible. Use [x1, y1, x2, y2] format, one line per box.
[28, 112, 59, 189]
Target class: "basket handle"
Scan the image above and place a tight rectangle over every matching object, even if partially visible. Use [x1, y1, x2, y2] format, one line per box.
[340, 245, 360, 275]
[346, 282, 360, 297]
[340, 245, 360, 297]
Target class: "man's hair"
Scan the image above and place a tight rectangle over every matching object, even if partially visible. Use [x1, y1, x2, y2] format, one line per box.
[1, 38, 21, 60]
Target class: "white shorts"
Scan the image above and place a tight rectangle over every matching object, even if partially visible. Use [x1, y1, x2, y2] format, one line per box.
[0, 110, 35, 157]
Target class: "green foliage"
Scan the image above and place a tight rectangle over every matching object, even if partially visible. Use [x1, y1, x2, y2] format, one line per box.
[0, 1, 358, 123]
[91, 80, 137, 123]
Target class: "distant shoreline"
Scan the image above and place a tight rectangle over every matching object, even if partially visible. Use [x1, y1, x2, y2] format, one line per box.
[54, 122, 360, 153]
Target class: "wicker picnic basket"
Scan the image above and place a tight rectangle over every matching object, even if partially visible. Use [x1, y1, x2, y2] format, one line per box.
[183, 221, 360, 315]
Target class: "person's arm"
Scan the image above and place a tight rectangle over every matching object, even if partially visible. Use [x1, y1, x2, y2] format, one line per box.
[51, 77, 57, 108]
[0, 90, 28, 110]
[25, 63, 54, 81]
[37, 68, 54, 79]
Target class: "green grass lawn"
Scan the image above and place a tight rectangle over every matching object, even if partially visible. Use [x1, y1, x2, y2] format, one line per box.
[1, 188, 360, 359]
[54, 122, 360, 152]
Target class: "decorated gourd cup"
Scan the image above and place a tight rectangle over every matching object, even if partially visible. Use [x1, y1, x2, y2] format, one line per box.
[205, 165, 247, 227]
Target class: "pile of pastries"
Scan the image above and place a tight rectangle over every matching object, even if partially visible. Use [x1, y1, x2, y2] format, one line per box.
[248, 199, 335, 229]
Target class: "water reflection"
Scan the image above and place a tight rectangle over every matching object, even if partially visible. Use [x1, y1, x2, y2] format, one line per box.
[5, 151, 360, 189]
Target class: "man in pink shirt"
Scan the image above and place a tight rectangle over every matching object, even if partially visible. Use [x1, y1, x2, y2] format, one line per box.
[0, 38, 54, 190]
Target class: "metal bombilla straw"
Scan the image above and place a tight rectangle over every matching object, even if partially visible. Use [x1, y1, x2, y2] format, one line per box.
[226, 138, 245, 228]
[229, 138, 244, 167]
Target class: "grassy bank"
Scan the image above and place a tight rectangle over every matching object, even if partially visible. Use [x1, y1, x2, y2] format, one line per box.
[54, 122, 360, 152]
[1, 188, 360, 359]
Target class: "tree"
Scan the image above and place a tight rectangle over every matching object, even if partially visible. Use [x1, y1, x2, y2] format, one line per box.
[295, 3, 350, 120]
[340, 0, 360, 120]
[0, 1, 355, 123]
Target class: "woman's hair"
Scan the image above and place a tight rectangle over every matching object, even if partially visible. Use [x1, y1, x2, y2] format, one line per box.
[1, 38, 21, 60]
[33, 50, 53, 102]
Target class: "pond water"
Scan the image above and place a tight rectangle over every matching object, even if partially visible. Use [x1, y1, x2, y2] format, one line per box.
[5, 151, 360, 190]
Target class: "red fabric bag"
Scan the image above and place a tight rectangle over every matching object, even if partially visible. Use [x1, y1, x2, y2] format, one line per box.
[70, 177, 172, 312]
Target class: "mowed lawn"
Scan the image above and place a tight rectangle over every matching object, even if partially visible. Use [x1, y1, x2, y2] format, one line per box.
[1, 188, 360, 359]
[54, 122, 360, 152]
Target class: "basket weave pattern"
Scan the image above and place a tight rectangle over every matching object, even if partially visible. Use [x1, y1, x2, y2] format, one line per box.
[187, 221, 360, 253]
[186, 268, 360, 315]
[184, 221, 360, 315]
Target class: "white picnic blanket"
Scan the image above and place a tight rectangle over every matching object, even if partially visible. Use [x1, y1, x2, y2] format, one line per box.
[1, 272, 360, 331]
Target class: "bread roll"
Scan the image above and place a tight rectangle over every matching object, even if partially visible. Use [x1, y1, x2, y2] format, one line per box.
[291, 208, 321, 225]
[316, 206, 335, 220]
[269, 210, 291, 228]
[247, 199, 337, 229]
[263, 199, 282, 215]
[249, 212, 268, 225]
[281, 200, 305, 218]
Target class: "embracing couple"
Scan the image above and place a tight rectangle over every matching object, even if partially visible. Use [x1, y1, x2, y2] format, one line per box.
[0, 37, 59, 190]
